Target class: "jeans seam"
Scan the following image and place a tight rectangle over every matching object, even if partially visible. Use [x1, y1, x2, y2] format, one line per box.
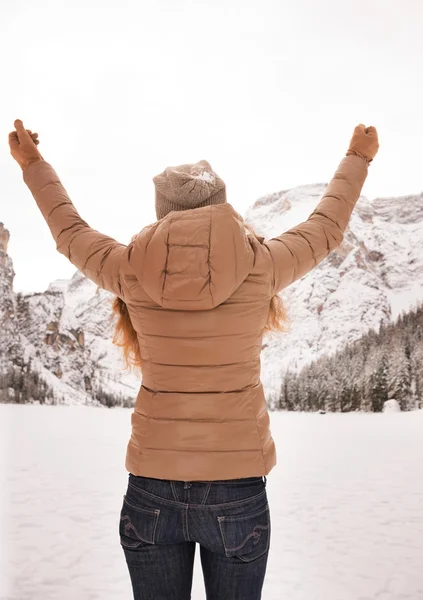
[218, 517, 229, 557]
[170, 481, 180, 502]
[217, 504, 269, 523]
[200, 482, 212, 504]
[152, 510, 160, 544]
[184, 506, 190, 541]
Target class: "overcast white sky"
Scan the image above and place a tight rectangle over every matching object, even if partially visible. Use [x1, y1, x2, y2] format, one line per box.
[1, 0, 422, 293]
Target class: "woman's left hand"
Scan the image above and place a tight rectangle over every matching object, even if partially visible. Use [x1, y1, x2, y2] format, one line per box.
[9, 119, 44, 170]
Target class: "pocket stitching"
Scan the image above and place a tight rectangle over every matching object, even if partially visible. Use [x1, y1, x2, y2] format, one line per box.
[119, 496, 161, 549]
[123, 495, 161, 517]
[217, 505, 270, 562]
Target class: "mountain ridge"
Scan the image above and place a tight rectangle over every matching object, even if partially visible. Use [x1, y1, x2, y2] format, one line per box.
[1, 179, 422, 406]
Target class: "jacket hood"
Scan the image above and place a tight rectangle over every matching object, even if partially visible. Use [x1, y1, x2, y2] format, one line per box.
[128, 204, 255, 310]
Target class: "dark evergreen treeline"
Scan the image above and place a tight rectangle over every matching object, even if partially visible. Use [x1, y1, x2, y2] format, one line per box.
[0, 364, 56, 404]
[95, 384, 134, 408]
[277, 301, 423, 412]
[0, 360, 135, 408]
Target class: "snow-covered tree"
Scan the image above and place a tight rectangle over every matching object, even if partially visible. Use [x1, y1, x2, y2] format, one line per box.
[276, 300, 423, 412]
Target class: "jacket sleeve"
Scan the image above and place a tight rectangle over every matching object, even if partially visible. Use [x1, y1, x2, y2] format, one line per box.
[264, 154, 369, 295]
[22, 160, 126, 298]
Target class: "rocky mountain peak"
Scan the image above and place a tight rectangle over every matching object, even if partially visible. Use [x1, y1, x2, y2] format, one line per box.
[0, 222, 11, 266]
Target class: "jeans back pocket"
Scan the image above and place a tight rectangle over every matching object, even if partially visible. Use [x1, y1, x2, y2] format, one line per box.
[217, 504, 270, 562]
[119, 495, 161, 549]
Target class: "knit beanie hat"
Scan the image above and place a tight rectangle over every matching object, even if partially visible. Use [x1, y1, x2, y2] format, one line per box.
[153, 159, 227, 220]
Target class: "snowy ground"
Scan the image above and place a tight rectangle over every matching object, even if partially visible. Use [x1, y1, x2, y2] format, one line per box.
[1, 405, 422, 600]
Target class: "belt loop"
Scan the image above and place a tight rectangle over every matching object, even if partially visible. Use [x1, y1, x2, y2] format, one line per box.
[263, 475, 267, 486]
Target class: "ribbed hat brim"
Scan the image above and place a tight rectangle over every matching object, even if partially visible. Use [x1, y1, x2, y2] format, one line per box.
[155, 186, 227, 221]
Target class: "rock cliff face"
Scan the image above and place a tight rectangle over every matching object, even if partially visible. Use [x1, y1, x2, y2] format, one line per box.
[0, 223, 10, 258]
[1, 181, 422, 406]
[0, 223, 19, 372]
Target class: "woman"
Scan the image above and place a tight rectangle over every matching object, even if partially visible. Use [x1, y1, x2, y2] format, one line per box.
[9, 119, 379, 600]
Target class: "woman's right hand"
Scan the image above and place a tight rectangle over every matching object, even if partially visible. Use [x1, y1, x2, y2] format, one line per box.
[9, 119, 43, 171]
[346, 124, 379, 163]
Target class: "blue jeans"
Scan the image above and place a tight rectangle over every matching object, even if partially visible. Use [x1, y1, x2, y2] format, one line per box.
[119, 473, 271, 600]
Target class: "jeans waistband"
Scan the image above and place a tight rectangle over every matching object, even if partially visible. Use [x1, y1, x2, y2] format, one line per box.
[155, 475, 266, 485]
[191, 476, 266, 485]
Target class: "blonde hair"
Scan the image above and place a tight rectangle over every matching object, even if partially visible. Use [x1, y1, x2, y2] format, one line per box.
[112, 224, 290, 371]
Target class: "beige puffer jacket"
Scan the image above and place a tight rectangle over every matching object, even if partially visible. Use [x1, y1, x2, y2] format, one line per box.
[22, 154, 369, 481]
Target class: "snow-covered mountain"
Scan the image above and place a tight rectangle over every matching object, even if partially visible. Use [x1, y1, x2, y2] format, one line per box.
[246, 184, 423, 402]
[1, 180, 422, 406]
[0, 222, 139, 405]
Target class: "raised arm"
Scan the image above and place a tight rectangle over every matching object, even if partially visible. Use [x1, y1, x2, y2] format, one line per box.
[264, 124, 379, 295]
[9, 120, 127, 298]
